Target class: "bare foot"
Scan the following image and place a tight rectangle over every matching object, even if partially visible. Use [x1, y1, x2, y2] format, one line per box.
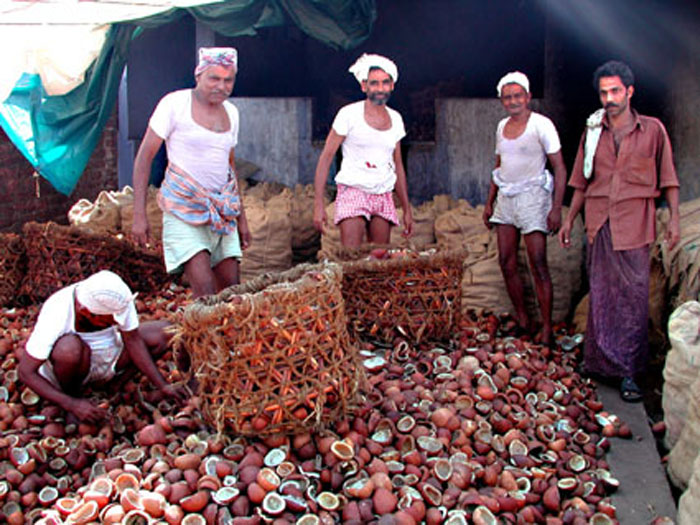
[534, 328, 554, 347]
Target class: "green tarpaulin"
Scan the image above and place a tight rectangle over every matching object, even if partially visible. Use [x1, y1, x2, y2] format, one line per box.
[0, 0, 375, 195]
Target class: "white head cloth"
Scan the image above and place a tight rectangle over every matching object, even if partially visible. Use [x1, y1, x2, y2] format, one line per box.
[195, 47, 238, 76]
[348, 53, 398, 84]
[497, 71, 530, 97]
[583, 108, 606, 179]
[75, 270, 137, 325]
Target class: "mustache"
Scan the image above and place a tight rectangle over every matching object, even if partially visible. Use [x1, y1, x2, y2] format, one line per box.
[605, 102, 619, 109]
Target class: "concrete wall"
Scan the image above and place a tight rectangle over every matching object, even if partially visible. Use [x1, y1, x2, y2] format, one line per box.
[227, 97, 546, 205]
[232, 98, 317, 186]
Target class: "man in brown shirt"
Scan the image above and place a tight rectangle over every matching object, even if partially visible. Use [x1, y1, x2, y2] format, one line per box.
[559, 60, 680, 402]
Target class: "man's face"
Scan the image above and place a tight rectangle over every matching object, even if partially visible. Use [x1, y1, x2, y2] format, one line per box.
[195, 65, 236, 105]
[598, 76, 634, 118]
[500, 83, 530, 116]
[362, 68, 394, 106]
[75, 301, 114, 331]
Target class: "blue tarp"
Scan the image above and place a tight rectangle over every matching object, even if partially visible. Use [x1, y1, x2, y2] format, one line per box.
[0, 0, 375, 195]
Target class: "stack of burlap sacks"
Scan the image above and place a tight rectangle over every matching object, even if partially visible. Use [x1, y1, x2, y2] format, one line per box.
[68, 176, 323, 283]
[663, 301, 700, 524]
[71, 184, 587, 321]
[650, 198, 700, 525]
[320, 196, 586, 322]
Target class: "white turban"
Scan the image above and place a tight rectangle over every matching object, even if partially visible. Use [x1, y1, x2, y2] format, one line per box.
[348, 53, 398, 85]
[75, 270, 138, 326]
[497, 71, 530, 97]
[195, 47, 238, 76]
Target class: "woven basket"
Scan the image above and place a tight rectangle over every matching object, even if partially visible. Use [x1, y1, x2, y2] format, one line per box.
[339, 248, 465, 344]
[20, 222, 172, 304]
[175, 263, 362, 436]
[0, 233, 26, 307]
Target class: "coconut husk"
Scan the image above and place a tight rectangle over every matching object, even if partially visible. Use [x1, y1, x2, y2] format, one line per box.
[340, 249, 465, 344]
[0, 233, 27, 307]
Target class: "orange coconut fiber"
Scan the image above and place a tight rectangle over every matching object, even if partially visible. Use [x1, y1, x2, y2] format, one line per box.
[19, 221, 173, 304]
[0, 233, 26, 308]
[337, 247, 465, 344]
[174, 263, 364, 436]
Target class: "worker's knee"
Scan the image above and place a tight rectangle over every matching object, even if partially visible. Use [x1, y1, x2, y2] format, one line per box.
[498, 251, 518, 274]
[529, 257, 550, 282]
[50, 334, 89, 368]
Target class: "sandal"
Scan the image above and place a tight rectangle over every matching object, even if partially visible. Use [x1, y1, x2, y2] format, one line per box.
[620, 377, 643, 403]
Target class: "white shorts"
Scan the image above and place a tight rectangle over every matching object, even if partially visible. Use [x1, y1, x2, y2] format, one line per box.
[490, 185, 552, 234]
[38, 329, 124, 388]
[162, 211, 242, 274]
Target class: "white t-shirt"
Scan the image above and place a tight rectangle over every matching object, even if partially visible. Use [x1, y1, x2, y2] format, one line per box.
[149, 89, 239, 191]
[25, 284, 139, 361]
[494, 112, 561, 196]
[332, 101, 406, 194]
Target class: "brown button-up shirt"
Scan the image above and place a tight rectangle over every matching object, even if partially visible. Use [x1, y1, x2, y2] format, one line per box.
[569, 110, 679, 250]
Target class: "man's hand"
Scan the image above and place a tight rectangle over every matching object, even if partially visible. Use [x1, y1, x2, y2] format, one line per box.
[402, 208, 414, 238]
[238, 216, 251, 250]
[313, 202, 327, 234]
[482, 203, 494, 229]
[131, 214, 150, 247]
[546, 206, 562, 234]
[558, 220, 573, 248]
[67, 398, 108, 424]
[665, 217, 680, 251]
[159, 384, 188, 404]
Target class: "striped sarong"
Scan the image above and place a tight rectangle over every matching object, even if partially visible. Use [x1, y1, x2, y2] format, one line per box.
[157, 164, 240, 236]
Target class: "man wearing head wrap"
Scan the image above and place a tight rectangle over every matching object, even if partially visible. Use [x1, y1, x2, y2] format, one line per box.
[18, 271, 186, 423]
[482, 71, 568, 346]
[559, 60, 680, 402]
[313, 53, 413, 246]
[132, 47, 251, 298]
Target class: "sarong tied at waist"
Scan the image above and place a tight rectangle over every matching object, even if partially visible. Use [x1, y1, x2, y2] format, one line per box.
[157, 164, 240, 235]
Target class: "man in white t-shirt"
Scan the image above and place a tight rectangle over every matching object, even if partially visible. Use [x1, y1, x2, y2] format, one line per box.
[313, 53, 413, 247]
[482, 71, 568, 346]
[18, 271, 186, 423]
[132, 47, 250, 298]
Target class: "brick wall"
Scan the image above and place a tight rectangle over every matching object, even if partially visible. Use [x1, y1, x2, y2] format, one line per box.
[0, 111, 119, 233]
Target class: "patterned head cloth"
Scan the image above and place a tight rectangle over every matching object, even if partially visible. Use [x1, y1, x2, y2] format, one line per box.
[75, 270, 137, 326]
[348, 53, 398, 85]
[195, 47, 238, 76]
[497, 71, 530, 97]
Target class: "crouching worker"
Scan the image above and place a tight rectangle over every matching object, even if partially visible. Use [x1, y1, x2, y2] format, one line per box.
[18, 270, 186, 423]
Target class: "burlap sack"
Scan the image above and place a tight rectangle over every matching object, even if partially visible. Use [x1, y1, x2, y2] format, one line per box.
[434, 200, 490, 255]
[663, 302, 700, 449]
[572, 294, 589, 334]
[119, 186, 163, 241]
[67, 190, 121, 234]
[318, 201, 344, 262]
[390, 201, 436, 249]
[668, 371, 700, 489]
[240, 191, 293, 282]
[291, 184, 321, 264]
[460, 208, 584, 322]
[657, 198, 700, 306]
[678, 452, 700, 525]
[244, 181, 287, 202]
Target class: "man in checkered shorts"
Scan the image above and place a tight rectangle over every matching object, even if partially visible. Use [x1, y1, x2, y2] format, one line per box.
[313, 53, 413, 247]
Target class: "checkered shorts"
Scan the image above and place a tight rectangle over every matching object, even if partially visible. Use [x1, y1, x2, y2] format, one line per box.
[333, 184, 399, 225]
